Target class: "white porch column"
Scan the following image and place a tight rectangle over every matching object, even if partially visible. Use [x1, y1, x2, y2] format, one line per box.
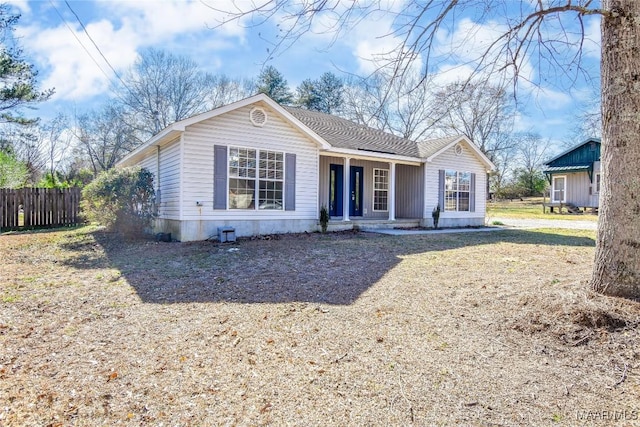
[389, 162, 396, 221]
[343, 157, 350, 221]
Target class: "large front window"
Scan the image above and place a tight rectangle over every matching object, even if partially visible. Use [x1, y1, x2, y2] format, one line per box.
[445, 170, 471, 212]
[229, 147, 284, 210]
[373, 168, 389, 211]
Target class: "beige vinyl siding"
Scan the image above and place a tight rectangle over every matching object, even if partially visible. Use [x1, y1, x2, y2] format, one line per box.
[396, 164, 423, 218]
[138, 155, 156, 177]
[181, 102, 319, 221]
[158, 138, 181, 219]
[425, 143, 487, 220]
[134, 139, 180, 221]
[564, 171, 595, 207]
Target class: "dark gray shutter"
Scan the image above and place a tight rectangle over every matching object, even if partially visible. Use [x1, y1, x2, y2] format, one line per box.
[285, 153, 296, 211]
[438, 169, 445, 211]
[470, 173, 476, 212]
[214, 145, 227, 210]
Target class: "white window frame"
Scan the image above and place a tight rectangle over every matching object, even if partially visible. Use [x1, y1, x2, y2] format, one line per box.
[372, 168, 389, 212]
[228, 146, 284, 211]
[594, 172, 601, 194]
[551, 175, 566, 203]
[444, 170, 471, 212]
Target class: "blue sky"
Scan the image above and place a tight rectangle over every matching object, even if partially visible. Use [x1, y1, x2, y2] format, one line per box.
[9, 0, 601, 149]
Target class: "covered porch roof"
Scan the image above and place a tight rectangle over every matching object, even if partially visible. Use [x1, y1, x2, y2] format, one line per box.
[543, 164, 594, 182]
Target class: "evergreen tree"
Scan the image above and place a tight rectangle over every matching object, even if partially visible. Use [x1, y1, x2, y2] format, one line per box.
[256, 66, 293, 104]
[0, 5, 53, 124]
[296, 72, 344, 114]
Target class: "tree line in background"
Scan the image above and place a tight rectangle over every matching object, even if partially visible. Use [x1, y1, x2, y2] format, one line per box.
[0, 8, 597, 200]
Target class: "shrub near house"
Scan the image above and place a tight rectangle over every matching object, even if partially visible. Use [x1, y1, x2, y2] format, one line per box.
[82, 167, 156, 237]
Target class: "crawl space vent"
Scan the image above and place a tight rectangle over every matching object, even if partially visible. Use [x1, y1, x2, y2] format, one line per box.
[250, 107, 268, 127]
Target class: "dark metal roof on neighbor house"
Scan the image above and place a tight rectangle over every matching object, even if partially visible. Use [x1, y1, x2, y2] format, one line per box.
[543, 165, 591, 172]
[543, 137, 601, 168]
[284, 106, 460, 159]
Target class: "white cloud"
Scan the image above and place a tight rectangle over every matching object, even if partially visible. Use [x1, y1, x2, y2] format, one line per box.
[16, 0, 248, 102]
[582, 16, 601, 59]
[5, 0, 30, 15]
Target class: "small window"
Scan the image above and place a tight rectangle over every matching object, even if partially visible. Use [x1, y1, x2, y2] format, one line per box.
[373, 168, 389, 211]
[445, 170, 471, 212]
[595, 173, 601, 194]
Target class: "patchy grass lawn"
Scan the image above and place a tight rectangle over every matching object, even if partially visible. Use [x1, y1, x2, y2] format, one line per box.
[487, 197, 599, 221]
[1, 226, 639, 426]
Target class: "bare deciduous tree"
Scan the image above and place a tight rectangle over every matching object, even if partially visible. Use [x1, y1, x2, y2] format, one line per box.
[433, 81, 516, 164]
[76, 104, 138, 175]
[341, 71, 442, 141]
[117, 48, 250, 139]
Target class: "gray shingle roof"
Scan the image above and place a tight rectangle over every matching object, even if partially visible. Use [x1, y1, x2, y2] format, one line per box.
[285, 107, 444, 158]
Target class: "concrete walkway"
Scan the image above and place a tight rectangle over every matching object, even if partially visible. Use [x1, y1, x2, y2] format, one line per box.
[489, 217, 597, 231]
[362, 226, 504, 236]
[363, 216, 597, 236]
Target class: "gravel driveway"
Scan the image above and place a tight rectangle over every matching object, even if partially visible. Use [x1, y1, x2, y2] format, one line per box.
[491, 217, 597, 230]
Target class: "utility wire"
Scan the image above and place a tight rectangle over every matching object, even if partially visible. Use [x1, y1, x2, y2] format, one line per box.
[48, 0, 115, 87]
[63, 0, 133, 94]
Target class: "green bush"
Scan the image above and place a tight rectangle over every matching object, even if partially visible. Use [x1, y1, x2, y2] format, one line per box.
[82, 167, 156, 237]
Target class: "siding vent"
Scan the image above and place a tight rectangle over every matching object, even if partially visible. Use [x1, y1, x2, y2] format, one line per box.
[454, 143, 463, 156]
[250, 107, 268, 127]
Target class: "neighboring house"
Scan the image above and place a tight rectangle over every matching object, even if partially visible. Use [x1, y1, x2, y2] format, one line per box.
[117, 94, 495, 241]
[542, 138, 601, 210]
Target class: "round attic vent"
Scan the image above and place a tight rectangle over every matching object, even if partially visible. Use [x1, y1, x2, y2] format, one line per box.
[250, 107, 268, 127]
[454, 143, 463, 156]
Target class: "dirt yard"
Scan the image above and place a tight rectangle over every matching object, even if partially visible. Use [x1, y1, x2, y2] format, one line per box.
[1, 227, 639, 426]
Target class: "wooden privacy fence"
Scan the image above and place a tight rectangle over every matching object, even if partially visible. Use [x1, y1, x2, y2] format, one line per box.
[0, 187, 82, 231]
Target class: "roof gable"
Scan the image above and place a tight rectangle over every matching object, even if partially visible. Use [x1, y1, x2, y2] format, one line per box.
[421, 135, 496, 171]
[544, 138, 601, 167]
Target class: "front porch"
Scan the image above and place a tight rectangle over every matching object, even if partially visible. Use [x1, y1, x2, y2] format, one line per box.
[319, 155, 424, 223]
[326, 217, 421, 232]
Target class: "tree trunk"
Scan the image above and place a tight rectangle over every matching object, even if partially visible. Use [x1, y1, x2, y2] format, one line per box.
[591, 0, 640, 298]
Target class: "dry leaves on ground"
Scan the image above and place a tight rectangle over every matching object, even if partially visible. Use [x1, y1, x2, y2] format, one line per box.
[1, 226, 639, 426]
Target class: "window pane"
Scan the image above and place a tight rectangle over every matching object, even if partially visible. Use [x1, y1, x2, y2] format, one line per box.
[458, 192, 470, 211]
[229, 178, 255, 209]
[445, 170, 457, 191]
[445, 191, 457, 211]
[259, 181, 283, 210]
[458, 172, 471, 192]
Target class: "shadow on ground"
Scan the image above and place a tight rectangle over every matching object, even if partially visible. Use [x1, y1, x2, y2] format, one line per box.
[59, 228, 594, 305]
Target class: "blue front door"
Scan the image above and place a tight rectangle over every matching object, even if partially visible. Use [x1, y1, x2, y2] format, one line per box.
[329, 164, 343, 217]
[350, 166, 364, 217]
